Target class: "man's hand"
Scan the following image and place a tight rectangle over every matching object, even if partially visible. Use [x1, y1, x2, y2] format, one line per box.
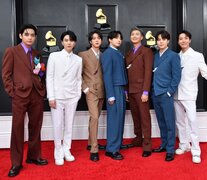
[108, 100, 115, 105]
[141, 94, 148, 102]
[49, 100, 56, 109]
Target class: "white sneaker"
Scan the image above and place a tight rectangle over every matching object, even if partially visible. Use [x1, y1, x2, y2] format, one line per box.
[64, 150, 75, 162]
[55, 159, 64, 165]
[175, 148, 190, 155]
[192, 155, 201, 164]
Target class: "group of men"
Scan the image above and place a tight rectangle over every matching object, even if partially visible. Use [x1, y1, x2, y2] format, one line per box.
[2, 24, 207, 177]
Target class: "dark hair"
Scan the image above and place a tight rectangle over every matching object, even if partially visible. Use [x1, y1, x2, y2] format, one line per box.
[60, 30, 77, 42]
[178, 30, 192, 39]
[155, 30, 170, 41]
[130, 27, 144, 36]
[19, 24, 37, 35]
[88, 30, 103, 44]
[107, 31, 123, 41]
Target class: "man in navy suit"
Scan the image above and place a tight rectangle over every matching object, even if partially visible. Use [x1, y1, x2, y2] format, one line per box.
[152, 30, 181, 161]
[101, 31, 128, 160]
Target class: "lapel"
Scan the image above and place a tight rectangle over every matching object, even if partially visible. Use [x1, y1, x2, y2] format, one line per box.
[16, 44, 32, 71]
[126, 46, 143, 66]
[87, 49, 100, 74]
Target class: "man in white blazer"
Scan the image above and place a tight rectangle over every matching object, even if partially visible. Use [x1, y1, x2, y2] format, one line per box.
[174, 30, 207, 164]
[46, 30, 82, 165]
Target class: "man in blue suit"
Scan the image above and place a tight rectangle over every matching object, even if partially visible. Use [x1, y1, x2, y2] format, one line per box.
[152, 30, 181, 161]
[101, 31, 128, 160]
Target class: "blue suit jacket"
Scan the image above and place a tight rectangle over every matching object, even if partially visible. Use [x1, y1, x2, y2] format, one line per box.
[101, 46, 128, 99]
[153, 49, 181, 96]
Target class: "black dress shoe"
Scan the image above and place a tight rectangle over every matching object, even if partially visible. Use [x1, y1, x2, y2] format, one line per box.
[152, 147, 166, 153]
[105, 152, 124, 160]
[120, 144, 129, 150]
[87, 144, 106, 151]
[26, 158, 48, 165]
[90, 153, 99, 162]
[165, 153, 174, 161]
[8, 165, 23, 177]
[142, 151, 152, 157]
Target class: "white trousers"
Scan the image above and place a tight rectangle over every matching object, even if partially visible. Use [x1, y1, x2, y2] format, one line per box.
[51, 98, 78, 160]
[174, 100, 201, 156]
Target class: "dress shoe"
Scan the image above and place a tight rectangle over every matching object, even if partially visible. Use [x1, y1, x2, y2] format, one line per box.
[142, 151, 152, 157]
[55, 159, 64, 166]
[90, 153, 99, 162]
[64, 150, 75, 162]
[192, 155, 201, 164]
[120, 144, 129, 150]
[152, 147, 166, 153]
[105, 151, 124, 160]
[8, 165, 23, 177]
[175, 148, 190, 155]
[165, 153, 174, 161]
[87, 144, 106, 151]
[26, 158, 48, 165]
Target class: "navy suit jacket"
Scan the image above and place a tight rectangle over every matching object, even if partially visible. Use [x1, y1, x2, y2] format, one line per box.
[153, 48, 181, 96]
[101, 46, 128, 99]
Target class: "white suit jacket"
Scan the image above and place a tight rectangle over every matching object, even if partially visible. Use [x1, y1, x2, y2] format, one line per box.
[46, 49, 82, 101]
[174, 47, 207, 100]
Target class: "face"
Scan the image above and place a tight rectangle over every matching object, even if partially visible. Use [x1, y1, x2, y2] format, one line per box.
[178, 33, 191, 51]
[130, 30, 143, 44]
[62, 35, 76, 53]
[109, 34, 122, 48]
[90, 33, 102, 49]
[156, 34, 169, 51]
[19, 28, 36, 48]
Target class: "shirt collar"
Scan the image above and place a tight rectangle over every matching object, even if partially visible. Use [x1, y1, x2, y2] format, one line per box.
[62, 49, 73, 57]
[21, 42, 32, 54]
[109, 45, 118, 51]
[159, 47, 168, 57]
[91, 48, 100, 57]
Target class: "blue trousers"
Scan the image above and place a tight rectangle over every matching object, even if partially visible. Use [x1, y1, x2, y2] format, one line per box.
[106, 86, 126, 152]
[152, 93, 176, 153]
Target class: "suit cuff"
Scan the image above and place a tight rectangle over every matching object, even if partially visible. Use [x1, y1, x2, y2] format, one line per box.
[108, 97, 115, 101]
[143, 91, 149, 95]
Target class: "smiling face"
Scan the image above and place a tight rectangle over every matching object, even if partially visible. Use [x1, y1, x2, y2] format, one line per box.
[178, 33, 191, 52]
[130, 30, 143, 45]
[19, 28, 36, 48]
[62, 35, 76, 53]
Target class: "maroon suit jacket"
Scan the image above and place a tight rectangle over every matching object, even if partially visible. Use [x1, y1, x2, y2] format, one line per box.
[2, 44, 45, 98]
[125, 46, 153, 93]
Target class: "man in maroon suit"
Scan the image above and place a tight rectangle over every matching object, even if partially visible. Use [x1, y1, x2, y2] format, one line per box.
[2, 24, 48, 177]
[125, 27, 153, 157]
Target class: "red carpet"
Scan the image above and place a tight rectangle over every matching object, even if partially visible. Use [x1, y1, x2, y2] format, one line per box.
[0, 138, 207, 180]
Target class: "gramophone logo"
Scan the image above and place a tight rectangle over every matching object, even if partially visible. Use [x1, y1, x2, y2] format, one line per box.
[94, 8, 111, 31]
[145, 31, 156, 46]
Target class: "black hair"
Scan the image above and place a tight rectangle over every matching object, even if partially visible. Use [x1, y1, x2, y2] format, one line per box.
[88, 30, 103, 44]
[178, 30, 192, 40]
[19, 24, 37, 35]
[60, 30, 77, 42]
[107, 31, 123, 41]
[155, 30, 170, 41]
[130, 27, 144, 36]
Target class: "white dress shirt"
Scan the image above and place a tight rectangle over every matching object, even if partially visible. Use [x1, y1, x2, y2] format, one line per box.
[46, 49, 82, 101]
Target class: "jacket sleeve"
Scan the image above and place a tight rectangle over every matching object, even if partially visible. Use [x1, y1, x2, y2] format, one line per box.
[198, 53, 207, 80]
[2, 48, 14, 97]
[46, 53, 55, 101]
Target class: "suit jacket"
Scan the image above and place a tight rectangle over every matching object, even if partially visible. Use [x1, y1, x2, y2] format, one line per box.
[46, 49, 82, 101]
[101, 46, 128, 99]
[2, 44, 45, 98]
[153, 48, 181, 96]
[125, 45, 153, 93]
[78, 49, 104, 98]
[174, 47, 207, 100]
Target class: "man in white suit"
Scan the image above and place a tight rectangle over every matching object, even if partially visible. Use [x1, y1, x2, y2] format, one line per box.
[46, 30, 82, 165]
[174, 30, 207, 164]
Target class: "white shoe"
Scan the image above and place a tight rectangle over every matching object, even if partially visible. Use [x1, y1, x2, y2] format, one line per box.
[55, 159, 64, 165]
[192, 156, 201, 164]
[64, 150, 75, 162]
[175, 148, 190, 155]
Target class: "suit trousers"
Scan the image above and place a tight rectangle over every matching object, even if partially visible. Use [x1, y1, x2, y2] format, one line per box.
[86, 92, 104, 153]
[129, 93, 152, 151]
[106, 86, 126, 152]
[51, 98, 78, 160]
[11, 88, 44, 166]
[174, 100, 201, 156]
[152, 93, 176, 153]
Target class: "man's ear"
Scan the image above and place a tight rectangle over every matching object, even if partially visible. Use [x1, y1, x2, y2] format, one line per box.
[19, 34, 22, 40]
